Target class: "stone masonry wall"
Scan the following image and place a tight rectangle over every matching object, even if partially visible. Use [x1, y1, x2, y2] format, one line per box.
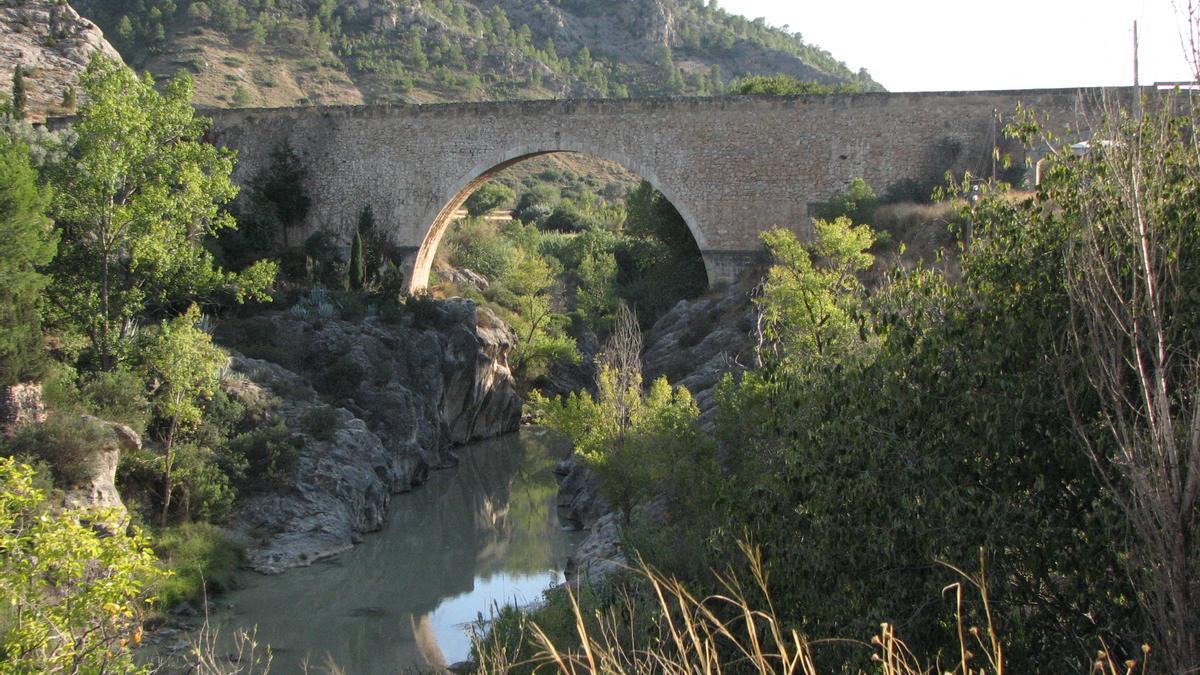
[203, 88, 1137, 288]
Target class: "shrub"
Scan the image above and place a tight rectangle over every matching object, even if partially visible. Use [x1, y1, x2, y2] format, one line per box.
[78, 368, 151, 434]
[814, 176, 878, 224]
[0, 459, 163, 673]
[7, 413, 110, 486]
[447, 218, 516, 280]
[225, 422, 300, 488]
[301, 406, 340, 442]
[152, 522, 243, 609]
[465, 181, 515, 216]
[314, 356, 365, 401]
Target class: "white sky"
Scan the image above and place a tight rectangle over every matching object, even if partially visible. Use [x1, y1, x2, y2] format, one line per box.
[717, 0, 1196, 91]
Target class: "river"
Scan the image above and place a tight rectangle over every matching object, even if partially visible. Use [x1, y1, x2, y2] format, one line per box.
[201, 427, 581, 673]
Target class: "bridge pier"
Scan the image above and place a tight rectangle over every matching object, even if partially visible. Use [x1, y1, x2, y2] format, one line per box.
[701, 249, 765, 287]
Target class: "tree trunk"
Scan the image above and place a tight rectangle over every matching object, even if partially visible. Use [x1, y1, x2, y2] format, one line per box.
[159, 419, 178, 527]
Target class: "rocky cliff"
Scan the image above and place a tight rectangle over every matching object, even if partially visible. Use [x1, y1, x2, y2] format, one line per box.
[215, 299, 523, 573]
[0, 0, 121, 120]
[642, 276, 759, 426]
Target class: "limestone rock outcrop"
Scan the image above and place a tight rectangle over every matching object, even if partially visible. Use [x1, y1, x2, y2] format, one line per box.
[60, 415, 139, 520]
[0, 383, 46, 437]
[215, 298, 522, 573]
[0, 0, 122, 120]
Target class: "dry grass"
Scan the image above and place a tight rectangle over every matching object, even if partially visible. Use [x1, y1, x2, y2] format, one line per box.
[474, 544, 1149, 675]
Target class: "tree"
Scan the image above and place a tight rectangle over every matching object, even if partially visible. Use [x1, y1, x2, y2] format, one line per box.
[464, 181, 515, 217]
[0, 137, 57, 386]
[732, 74, 859, 96]
[349, 229, 365, 290]
[756, 218, 875, 367]
[1031, 99, 1200, 672]
[0, 458, 163, 672]
[247, 141, 310, 248]
[140, 305, 227, 526]
[10, 65, 26, 120]
[498, 248, 577, 384]
[532, 308, 710, 522]
[47, 56, 275, 371]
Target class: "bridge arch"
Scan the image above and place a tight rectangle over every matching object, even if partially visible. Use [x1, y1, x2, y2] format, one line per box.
[405, 141, 710, 294]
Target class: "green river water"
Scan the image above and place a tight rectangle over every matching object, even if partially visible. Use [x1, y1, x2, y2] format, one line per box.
[202, 427, 581, 674]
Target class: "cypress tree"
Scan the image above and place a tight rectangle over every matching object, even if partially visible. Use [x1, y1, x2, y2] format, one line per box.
[349, 229, 365, 290]
[11, 65, 27, 120]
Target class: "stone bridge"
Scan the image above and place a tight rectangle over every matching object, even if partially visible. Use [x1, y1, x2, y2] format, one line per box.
[204, 88, 1131, 292]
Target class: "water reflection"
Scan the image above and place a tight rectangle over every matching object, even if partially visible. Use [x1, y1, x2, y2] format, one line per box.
[209, 428, 580, 673]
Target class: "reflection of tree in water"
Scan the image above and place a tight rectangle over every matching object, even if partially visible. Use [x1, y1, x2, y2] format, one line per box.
[205, 429, 575, 674]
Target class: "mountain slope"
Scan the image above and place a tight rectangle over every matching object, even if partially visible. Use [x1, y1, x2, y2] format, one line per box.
[68, 0, 882, 108]
[1, 0, 122, 120]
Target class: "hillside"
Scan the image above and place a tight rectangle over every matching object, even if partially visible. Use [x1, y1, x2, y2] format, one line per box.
[67, 0, 882, 108]
[0, 0, 122, 121]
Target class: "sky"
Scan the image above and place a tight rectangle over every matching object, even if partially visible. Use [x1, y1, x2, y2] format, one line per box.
[717, 0, 1196, 91]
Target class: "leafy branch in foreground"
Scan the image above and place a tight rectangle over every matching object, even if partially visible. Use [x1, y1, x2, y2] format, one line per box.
[0, 458, 164, 673]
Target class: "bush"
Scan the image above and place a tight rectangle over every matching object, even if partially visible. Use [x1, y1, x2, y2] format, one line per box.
[314, 356, 365, 401]
[7, 413, 110, 486]
[152, 522, 243, 609]
[447, 218, 516, 280]
[465, 181, 515, 216]
[78, 368, 151, 434]
[0, 459, 162, 673]
[814, 176, 878, 224]
[225, 422, 300, 488]
[301, 406, 339, 442]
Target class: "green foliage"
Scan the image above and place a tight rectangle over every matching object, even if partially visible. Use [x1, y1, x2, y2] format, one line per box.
[619, 181, 707, 328]
[465, 181, 515, 217]
[77, 368, 153, 434]
[139, 304, 228, 525]
[223, 422, 300, 488]
[447, 217, 516, 280]
[349, 229, 365, 290]
[814, 176, 879, 225]
[151, 521, 242, 608]
[248, 141, 310, 246]
[732, 73, 861, 95]
[0, 458, 163, 673]
[47, 56, 274, 371]
[704, 182, 1139, 669]
[9, 65, 26, 121]
[6, 413, 110, 486]
[231, 83, 252, 106]
[495, 248, 578, 384]
[314, 356, 365, 401]
[576, 248, 620, 332]
[757, 219, 875, 366]
[0, 136, 57, 386]
[531, 367, 712, 519]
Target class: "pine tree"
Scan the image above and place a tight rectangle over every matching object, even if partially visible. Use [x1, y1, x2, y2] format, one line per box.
[349, 229, 365, 290]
